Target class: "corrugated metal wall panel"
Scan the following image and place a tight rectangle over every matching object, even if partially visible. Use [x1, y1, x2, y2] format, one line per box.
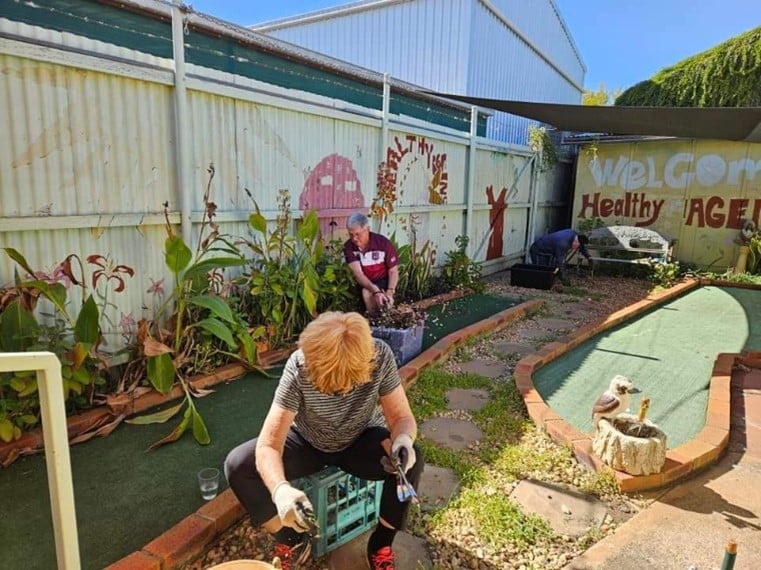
[258, 0, 583, 146]
[0, 226, 172, 352]
[0, 53, 175, 218]
[262, 0, 473, 93]
[486, 0, 585, 85]
[469, 2, 581, 144]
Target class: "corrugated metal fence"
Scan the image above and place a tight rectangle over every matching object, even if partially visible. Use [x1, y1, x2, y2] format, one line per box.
[0, 0, 571, 349]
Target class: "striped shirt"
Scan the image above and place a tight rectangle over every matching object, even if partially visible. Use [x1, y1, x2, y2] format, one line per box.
[274, 339, 401, 452]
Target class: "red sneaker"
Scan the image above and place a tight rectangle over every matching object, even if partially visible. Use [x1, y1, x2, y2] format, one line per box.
[368, 546, 395, 570]
[272, 539, 311, 570]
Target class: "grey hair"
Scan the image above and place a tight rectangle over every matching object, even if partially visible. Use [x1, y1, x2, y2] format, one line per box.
[346, 212, 369, 230]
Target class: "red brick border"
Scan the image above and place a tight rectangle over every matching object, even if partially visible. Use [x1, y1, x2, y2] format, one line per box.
[513, 278, 754, 493]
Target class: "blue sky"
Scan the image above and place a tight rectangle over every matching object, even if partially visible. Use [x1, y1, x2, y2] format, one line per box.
[189, 0, 760, 92]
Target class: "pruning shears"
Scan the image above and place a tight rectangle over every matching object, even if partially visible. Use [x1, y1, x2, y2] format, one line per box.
[380, 440, 419, 504]
[296, 501, 319, 537]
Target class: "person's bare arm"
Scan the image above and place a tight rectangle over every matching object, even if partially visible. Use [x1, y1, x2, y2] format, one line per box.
[385, 265, 400, 305]
[380, 384, 417, 441]
[255, 403, 297, 494]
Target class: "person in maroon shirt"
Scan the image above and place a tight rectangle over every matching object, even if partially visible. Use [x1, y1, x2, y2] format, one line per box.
[344, 212, 400, 314]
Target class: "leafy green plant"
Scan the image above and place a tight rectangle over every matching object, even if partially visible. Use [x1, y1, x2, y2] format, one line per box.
[527, 124, 558, 173]
[389, 216, 437, 302]
[125, 166, 256, 451]
[746, 233, 761, 274]
[314, 239, 357, 314]
[646, 260, 684, 288]
[0, 249, 134, 441]
[237, 190, 323, 349]
[577, 217, 607, 234]
[440, 235, 484, 294]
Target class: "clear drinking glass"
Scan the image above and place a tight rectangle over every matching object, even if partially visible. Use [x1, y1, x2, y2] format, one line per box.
[197, 467, 220, 500]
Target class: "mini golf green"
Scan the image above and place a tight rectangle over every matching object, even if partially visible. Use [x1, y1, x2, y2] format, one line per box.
[1, 293, 519, 569]
[533, 285, 761, 447]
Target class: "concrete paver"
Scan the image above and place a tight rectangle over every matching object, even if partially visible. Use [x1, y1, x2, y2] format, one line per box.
[518, 328, 553, 341]
[492, 340, 535, 359]
[445, 388, 490, 411]
[419, 418, 484, 450]
[419, 465, 460, 508]
[329, 530, 431, 569]
[458, 358, 510, 379]
[534, 317, 576, 331]
[510, 480, 608, 537]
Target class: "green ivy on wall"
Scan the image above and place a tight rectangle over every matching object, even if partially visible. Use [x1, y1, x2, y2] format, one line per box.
[615, 26, 761, 107]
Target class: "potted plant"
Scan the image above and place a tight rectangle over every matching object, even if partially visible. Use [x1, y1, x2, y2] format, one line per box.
[367, 305, 427, 366]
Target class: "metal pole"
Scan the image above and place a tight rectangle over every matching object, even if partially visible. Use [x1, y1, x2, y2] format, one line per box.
[465, 106, 478, 258]
[0, 353, 81, 570]
[376, 73, 391, 233]
[524, 154, 539, 262]
[172, 0, 193, 246]
[721, 539, 738, 570]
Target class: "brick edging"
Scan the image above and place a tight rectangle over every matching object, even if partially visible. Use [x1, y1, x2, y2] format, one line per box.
[517, 278, 753, 493]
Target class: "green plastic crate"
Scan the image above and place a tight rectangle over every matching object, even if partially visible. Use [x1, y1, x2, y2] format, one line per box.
[294, 466, 382, 556]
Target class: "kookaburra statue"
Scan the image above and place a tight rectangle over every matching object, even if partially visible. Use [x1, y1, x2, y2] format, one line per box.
[592, 375, 635, 428]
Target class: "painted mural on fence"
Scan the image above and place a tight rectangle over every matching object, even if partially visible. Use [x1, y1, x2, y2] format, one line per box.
[573, 140, 761, 266]
[383, 134, 448, 206]
[298, 153, 365, 241]
[486, 185, 509, 260]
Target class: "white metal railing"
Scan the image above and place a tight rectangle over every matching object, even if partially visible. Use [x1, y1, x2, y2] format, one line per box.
[0, 353, 81, 570]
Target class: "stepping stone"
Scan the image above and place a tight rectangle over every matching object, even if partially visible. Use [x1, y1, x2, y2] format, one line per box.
[509, 480, 608, 538]
[459, 358, 509, 379]
[517, 329, 552, 341]
[420, 418, 483, 450]
[493, 341, 534, 358]
[419, 465, 460, 508]
[445, 388, 490, 411]
[534, 317, 575, 331]
[329, 529, 431, 569]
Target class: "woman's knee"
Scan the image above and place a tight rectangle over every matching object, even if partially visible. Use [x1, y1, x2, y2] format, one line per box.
[224, 439, 257, 486]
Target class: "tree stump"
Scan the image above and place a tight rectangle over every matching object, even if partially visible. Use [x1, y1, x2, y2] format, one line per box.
[592, 413, 667, 475]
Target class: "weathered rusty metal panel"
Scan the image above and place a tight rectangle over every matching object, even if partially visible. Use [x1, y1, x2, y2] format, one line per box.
[573, 139, 761, 268]
[0, 53, 175, 218]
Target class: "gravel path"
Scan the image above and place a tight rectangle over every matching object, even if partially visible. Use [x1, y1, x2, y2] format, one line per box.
[183, 271, 655, 570]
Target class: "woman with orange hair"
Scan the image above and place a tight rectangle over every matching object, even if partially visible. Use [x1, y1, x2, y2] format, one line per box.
[224, 311, 423, 570]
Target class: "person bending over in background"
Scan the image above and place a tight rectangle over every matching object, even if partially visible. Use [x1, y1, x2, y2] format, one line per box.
[529, 228, 593, 286]
[224, 311, 424, 570]
[344, 212, 400, 314]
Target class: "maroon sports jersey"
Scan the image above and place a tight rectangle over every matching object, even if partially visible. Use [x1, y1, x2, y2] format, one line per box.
[343, 232, 399, 283]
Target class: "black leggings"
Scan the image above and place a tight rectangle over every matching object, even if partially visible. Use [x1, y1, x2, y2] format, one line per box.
[224, 426, 424, 530]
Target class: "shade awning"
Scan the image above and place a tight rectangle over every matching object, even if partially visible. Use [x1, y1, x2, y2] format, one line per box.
[425, 94, 761, 143]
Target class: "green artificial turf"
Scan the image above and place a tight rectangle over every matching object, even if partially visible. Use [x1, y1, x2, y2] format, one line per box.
[533, 286, 761, 447]
[422, 293, 519, 349]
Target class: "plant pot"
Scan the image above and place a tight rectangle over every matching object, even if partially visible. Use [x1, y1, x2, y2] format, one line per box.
[592, 413, 667, 476]
[510, 264, 556, 290]
[371, 323, 425, 366]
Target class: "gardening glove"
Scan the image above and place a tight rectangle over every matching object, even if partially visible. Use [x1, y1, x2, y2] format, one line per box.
[391, 433, 416, 473]
[272, 482, 312, 532]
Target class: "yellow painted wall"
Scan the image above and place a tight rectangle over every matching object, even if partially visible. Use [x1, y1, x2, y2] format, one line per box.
[573, 139, 761, 268]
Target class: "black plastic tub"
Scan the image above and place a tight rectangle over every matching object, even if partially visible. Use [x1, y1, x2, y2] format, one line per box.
[510, 264, 556, 290]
